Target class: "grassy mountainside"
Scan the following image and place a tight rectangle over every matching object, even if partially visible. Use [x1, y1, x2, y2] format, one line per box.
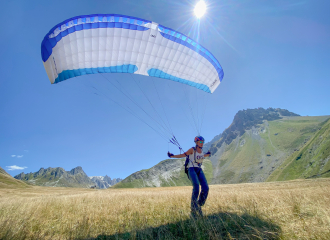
[0, 167, 30, 189]
[211, 115, 330, 184]
[267, 117, 330, 181]
[0, 167, 10, 176]
[209, 108, 299, 155]
[113, 158, 213, 188]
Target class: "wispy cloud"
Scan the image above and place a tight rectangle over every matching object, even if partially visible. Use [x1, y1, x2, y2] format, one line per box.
[6, 165, 27, 171]
[11, 155, 16, 157]
[17, 155, 23, 158]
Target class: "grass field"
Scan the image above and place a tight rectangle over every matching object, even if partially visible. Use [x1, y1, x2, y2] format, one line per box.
[1, 178, 330, 239]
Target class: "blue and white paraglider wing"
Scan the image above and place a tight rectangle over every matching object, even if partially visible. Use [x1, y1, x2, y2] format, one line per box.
[41, 14, 224, 93]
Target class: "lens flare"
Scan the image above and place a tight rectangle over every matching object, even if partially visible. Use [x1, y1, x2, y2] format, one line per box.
[194, 1, 206, 18]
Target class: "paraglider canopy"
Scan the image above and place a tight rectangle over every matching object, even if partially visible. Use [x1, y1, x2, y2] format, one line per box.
[41, 14, 223, 94]
[40, 13, 225, 150]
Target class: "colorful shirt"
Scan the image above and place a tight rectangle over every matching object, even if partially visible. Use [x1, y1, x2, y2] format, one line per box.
[187, 148, 205, 168]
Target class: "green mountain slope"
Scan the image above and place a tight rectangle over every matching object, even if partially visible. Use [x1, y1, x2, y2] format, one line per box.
[113, 158, 213, 188]
[0, 167, 30, 189]
[210, 113, 330, 184]
[267, 117, 330, 181]
[0, 166, 10, 176]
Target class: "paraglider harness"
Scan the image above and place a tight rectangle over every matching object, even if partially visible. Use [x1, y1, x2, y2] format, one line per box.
[184, 147, 202, 179]
[169, 136, 205, 179]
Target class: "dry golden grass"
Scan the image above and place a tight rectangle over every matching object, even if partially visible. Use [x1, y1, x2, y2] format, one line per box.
[1, 178, 330, 239]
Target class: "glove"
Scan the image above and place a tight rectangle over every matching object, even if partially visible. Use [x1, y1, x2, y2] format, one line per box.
[206, 151, 211, 155]
[167, 152, 174, 158]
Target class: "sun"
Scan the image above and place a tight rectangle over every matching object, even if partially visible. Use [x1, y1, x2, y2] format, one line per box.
[194, 1, 207, 19]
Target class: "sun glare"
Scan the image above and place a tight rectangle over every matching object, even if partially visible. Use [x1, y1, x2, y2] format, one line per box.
[194, 1, 206, 18]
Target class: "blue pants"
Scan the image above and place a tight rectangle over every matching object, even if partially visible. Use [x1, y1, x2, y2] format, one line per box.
[188, 167, 209, 212]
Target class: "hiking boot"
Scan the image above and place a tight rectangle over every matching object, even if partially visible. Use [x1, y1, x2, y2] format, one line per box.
[197, 203, 203, 217]
[191, 205, 203, 219]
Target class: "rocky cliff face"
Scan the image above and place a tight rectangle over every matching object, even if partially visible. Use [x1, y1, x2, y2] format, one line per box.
[203, 133, 222, 153]
[89, 175, 122, 189]
[14, 166, 94, 188]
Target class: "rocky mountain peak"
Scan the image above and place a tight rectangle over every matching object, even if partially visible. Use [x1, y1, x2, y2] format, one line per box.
[89, 175, 123, 188]
[209, 108, 300, 154]
[69, 166, 84, 175]
[13, 165, 123, 189]
[15, 172, 25, 179]
[103, 175, 111, 182]
[203, 133, 222, 152]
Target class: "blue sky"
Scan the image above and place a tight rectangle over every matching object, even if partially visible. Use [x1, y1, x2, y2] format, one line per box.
[1, 0, 329, 179]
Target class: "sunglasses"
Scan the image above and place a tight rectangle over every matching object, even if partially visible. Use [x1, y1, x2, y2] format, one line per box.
[198, 141, 204, 144]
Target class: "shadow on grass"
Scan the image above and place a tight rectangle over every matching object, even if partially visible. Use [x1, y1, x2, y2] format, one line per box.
[89, 211, 281, 240]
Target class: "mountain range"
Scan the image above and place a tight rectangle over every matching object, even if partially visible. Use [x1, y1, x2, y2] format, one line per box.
[6, 107, 330, 189]
[14, 166, 122, 188]
[114, 108, 330, 187]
